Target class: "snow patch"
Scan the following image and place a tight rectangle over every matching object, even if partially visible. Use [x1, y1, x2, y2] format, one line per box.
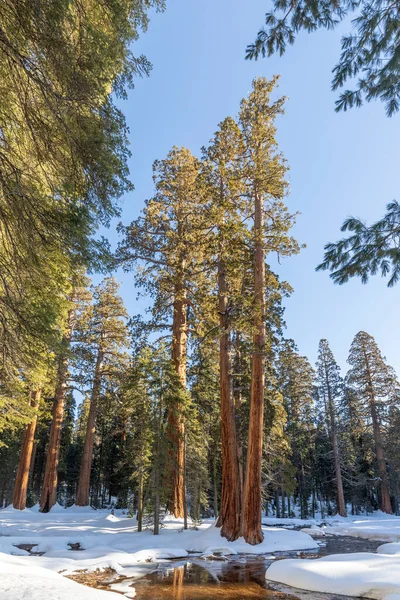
[266, 552, 400, 600]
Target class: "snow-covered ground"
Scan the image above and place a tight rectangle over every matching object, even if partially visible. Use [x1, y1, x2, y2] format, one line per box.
[266, 513, 400, 600]
[0, 504, 317, 599]
[326, 514, 400, 542]
[264, 512, 400, 542]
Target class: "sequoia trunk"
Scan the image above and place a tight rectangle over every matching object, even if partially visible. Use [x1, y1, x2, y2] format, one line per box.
[242, 191, 265, 544]
[12, 389, 42, 510]
[40, 309, 74, 512]
[217, 256, 242, 541]
[75, 348, 104, 506]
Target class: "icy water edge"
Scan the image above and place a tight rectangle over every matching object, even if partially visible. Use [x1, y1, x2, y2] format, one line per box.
[69, 534, 382, 600]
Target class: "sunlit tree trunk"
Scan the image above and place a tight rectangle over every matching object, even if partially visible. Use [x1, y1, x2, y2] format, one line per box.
[76, 348, 104, 506]
[241, 190, 265, 544]
[213, 455, 219, 518]
[40, 308, 74, 512]
[137, 467, 144, 532]
[153, 392, 162, 535]
[217, 255, 242, 541]
[167, 278, 187, 518]
[12, 389, 42, 510]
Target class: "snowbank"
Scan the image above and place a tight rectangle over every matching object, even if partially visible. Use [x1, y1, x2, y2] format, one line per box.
[0, 553, 122, 600]
[327, 515, 400, 542]
[187, 522, 317, 554]
[266, 552, 400, 600]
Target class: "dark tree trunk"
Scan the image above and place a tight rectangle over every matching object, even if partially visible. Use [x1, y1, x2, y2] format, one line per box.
[275, 488, 280, 518]
[217, 256, 242, 541]
[153, 396, 162, 535]
[40, 309, 74, 512]
[213, 455, 219, 518]
[242, 191, 265, 545]
[137, 468, 144, 533]
[12, 390, 41, 510]
[76, 349, 104, 506]
[167, 280, 187, 518]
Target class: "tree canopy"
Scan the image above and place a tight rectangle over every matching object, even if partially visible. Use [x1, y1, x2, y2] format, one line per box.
[246, 0, 400, 115]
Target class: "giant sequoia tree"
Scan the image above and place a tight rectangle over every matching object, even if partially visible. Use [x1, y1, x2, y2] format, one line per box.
[202, 117, 247, 541]
[239, 77, 299, 544]
[118, 147, 207, 518]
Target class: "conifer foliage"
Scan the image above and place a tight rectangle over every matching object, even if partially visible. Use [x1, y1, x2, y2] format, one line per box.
[347, 331, 396, 513]
[247, 0, 400, 115]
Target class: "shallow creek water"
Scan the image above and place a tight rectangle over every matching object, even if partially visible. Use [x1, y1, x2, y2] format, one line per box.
[69, 534, 382, 600]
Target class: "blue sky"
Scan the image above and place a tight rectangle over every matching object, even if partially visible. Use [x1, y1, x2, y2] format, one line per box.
[103, 0, 399, 375]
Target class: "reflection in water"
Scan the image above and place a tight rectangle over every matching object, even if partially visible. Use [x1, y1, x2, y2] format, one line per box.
[172, 565, 184, 600]
[69, 535, 382, 600]
[132, 560, 297, 599]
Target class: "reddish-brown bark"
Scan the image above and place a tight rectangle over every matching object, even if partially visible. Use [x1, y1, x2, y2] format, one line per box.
[241, 191, 265, 545]
[40, 309, 74, 513]
[75, 348, 104, 506]
[12, 389, 41, 510]
[216, 257, 242, 541]
[166, 280, 187, 518]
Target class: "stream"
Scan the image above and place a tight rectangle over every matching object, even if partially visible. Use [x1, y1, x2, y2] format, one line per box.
[69, 534, 382, 600]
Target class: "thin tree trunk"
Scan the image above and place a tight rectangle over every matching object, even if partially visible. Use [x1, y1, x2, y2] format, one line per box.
[275, 488, 280, 518]
[76, 348, 104, 506]
[167, 280, 187, 518]
[154, 383, 162, 536]
[40, 309, 74, 512]
[137, 469, 144, 533]
[242, 190, 265, 544]
[12, 389, 41, 510]
[153, 480, 160, 535]
[217, 256, 242, 541]
[183, 430, 188, 530]
[213, 455, 219, 518]
[332, 427, 346, 517]
[312, 487, 316, 519]
[324, 364, 347, 517]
